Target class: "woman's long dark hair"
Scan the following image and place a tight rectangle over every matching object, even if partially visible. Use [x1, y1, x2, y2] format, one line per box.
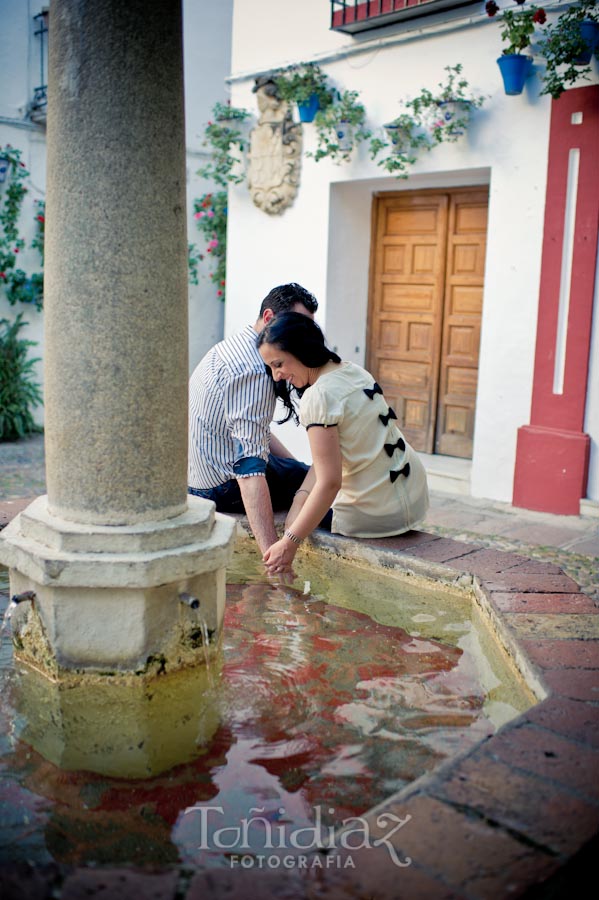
[257, 312, 341, 424]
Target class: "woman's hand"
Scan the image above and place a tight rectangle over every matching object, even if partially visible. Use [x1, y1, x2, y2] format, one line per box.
[263, 536, 297, 577]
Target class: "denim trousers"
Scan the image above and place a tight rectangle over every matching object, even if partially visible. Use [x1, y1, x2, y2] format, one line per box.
[188, 454, 310, 515]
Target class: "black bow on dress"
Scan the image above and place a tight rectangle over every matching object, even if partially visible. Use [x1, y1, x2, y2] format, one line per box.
[363, 382, 383, 400]
[379, 407, 397, 427]
[384, 437, 406, 457]
[390, 463, 410, 483]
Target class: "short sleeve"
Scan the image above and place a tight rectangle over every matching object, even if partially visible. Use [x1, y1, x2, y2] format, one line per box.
[299, 382, 343, 429]
[224, 370, 274, 461]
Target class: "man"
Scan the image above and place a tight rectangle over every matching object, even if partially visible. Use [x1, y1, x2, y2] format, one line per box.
[188, 282, 317, 554]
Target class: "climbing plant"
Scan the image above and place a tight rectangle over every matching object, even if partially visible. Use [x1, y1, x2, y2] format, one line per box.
[0, 146, 44, 310]
[0, 313, 42, 442]
[189, 102, 250, 302]
[196, 101, 252, 188]
[192, 191, 228, 300]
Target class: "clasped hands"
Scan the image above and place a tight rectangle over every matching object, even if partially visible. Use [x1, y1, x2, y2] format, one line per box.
[262, 536, 296, 582]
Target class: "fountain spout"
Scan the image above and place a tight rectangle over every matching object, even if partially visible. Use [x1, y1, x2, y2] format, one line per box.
[11, 591, 36, 605]
[180, 592, 200, 610]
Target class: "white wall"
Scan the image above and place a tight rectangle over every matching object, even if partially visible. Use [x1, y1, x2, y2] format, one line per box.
[227, 0, 599, 503]
[184, 0, 234, 370]
[0, 0, 236, 423]
[0, 0, 47, 423]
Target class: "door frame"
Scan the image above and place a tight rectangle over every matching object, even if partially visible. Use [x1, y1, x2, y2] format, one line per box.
[366, 185, 488, 458]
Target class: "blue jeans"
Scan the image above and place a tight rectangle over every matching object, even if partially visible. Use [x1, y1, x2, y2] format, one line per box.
[188, 454, 310, 514]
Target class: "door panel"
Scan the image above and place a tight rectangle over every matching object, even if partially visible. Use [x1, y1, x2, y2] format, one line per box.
[368, 188, 488, 459]
[367, 193, 447, 452]
[435, 191, 488, 457]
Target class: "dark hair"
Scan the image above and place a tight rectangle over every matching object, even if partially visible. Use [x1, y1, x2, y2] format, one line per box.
[257, 312, 341, 423]
[259, 282, 318, 318]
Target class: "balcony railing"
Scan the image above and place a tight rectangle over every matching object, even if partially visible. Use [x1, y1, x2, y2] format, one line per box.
[30, 9, 49, 124]
[330, 0, 479, 34]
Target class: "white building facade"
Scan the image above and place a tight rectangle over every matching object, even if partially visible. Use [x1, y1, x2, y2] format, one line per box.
[1, 0, 597, 516]
[224, 0, 599, 515]
[0, 0, 234, 401]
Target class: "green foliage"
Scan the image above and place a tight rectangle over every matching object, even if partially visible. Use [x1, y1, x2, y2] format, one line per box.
[196, 101, 252, 188]
[0, 146, 44, 310]
[309, 90, 371, 164]
[190, 102, 251, 299]
[370, 67, 484, 179]
[499, 6, 544, 55]
[538, 1, 599, 99]
[274, 63, 334, 108]
[369, 116, 427, 179]
[0, 313, 42, 442]
[406, 65, 485, 144]
[192, 191, 227, 301]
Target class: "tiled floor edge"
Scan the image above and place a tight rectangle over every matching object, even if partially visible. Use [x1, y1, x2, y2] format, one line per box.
[306, 528, 598, 894]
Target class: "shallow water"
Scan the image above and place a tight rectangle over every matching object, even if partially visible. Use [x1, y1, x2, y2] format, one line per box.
[0, 552, 533, 869]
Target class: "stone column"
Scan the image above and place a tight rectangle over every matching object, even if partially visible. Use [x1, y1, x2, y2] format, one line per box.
[0, 0, 235, 680]
[45, 0, 189, 525]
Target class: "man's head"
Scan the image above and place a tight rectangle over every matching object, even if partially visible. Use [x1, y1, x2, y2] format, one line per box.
[257, 283, 318, 329]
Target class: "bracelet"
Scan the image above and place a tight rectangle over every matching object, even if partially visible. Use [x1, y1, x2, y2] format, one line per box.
[284, 528, 302, 545]
[294, 489, 310, 497]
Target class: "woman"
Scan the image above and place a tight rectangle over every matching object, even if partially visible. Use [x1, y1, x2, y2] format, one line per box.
[257, 312, 429, 576]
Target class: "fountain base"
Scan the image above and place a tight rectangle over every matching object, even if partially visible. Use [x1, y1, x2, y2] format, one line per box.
[0, 496, 235, 675]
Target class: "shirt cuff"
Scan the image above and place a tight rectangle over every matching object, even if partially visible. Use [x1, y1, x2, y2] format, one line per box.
[233, 456, 267, 478]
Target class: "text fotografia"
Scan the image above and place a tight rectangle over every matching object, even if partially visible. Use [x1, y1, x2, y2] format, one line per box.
[184, 804, 412, 869]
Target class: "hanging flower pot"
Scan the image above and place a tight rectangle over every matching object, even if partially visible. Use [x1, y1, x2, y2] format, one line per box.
[572, 19, 599, 65]
[435, 99, 473, 137]
[0, 155, 10, 184]
[496, 54, 533, 96]
[335, 120, 354, 152]
[383, 122, 412, 153]
[297, 93, 320, 123]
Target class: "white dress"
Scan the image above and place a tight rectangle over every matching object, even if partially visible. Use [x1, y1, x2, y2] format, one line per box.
[299, 361, 429, 538]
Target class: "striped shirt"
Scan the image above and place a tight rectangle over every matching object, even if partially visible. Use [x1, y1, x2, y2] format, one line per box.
[188, 325, 276, 489]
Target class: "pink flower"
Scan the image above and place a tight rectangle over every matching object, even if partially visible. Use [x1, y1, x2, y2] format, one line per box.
[194, 211, 204, 219]
[207, 239, 219, 249]
[207, 210, 214, 218]
[217, 289, 223, 297]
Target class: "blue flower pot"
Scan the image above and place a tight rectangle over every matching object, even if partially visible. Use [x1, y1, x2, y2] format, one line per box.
[573, 20, 599, 65]
[297, 93, 320, 123]
[497, 54, 533, 96]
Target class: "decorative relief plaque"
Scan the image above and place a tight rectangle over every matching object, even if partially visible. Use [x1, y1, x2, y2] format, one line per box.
[247, 77, 302, 215]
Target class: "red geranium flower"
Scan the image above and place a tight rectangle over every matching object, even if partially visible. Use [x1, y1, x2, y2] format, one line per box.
[485, 1, 499, 16]
[533, 9, 546, 24]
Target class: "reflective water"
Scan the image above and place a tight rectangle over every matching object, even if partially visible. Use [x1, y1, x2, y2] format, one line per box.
[0, 549, 534, 869]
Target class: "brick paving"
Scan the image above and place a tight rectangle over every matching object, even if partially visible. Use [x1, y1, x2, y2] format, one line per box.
[1, 433, 598, 898]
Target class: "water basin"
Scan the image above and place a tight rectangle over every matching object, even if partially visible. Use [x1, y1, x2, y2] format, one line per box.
[0, 540, 535, 870]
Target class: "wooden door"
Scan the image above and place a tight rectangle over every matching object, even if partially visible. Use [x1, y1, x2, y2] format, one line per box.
[435, 191, 488, 457]
[367, 188, 488, 458]
[367, 193, 448, 452]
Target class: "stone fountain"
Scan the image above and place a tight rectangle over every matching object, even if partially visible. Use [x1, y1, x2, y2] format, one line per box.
[0, 0, 235, 776]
